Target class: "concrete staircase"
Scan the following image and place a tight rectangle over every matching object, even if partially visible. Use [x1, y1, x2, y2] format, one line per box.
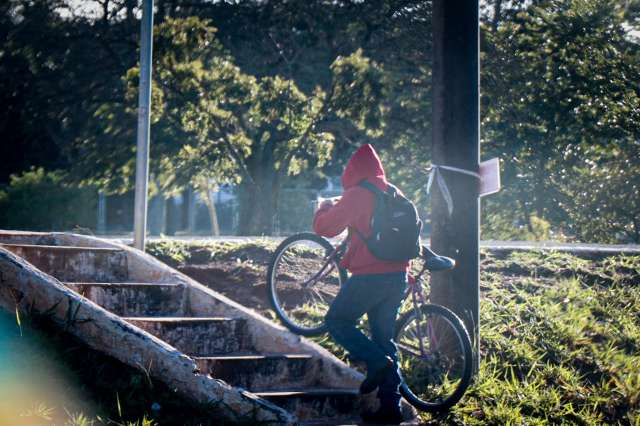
[0, 232, 414, 425]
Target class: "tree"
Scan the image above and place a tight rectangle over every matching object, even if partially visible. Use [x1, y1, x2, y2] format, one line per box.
[481, 0, 640, 240]
[4, 0, 640, 241]
[0, 0, 139, 184]
[562, 144, 640, 243]
[77, 17, 387, 235]
[171, 0, 435, 210]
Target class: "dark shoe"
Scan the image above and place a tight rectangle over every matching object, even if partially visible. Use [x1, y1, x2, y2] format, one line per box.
[359, 356, 394, 394]
[361, 406, 403, 425]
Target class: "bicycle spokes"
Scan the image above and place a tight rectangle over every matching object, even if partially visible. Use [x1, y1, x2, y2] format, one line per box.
[270, 237, 342, 332]
[397, 307, 469, 403]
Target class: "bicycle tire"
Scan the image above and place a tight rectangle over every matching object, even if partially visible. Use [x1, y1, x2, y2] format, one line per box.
[395, 304, 473, 412]
[267, 232, 347, 336]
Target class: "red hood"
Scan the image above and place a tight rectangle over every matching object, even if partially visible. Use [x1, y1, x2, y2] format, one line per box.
[341, 144, 387, 189]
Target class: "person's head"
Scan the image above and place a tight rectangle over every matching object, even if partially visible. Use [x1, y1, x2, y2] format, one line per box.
[341, 144, 386, 189]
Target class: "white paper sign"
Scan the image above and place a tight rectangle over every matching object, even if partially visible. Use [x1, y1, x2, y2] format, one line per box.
[479, 157, 501, 197]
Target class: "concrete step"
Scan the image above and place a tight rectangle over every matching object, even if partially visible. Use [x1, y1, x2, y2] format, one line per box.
[125, 317, 253, 356]
[194, 353, 321, 391]
[0, 244, 128, 282]
[65, 282, 187, 317]
[256, 389, 360, 422]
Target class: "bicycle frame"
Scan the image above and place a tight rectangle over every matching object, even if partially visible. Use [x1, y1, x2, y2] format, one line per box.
[300, 239, 347, 289]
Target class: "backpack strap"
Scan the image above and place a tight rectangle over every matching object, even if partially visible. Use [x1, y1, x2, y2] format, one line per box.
[358, 180, 388, 196]
[354, 180, 387, 244]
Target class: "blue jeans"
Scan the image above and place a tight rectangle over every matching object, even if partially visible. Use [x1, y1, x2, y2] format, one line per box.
[325, 272, 407, 406]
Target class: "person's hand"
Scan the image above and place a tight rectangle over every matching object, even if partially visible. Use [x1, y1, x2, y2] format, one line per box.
[319, 199, 335, 209]
[315, 196, 340, 213]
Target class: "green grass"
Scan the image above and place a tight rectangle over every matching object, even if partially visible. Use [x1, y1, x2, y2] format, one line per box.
[146, 238, 278, 267]
[429, 252, 640, 425]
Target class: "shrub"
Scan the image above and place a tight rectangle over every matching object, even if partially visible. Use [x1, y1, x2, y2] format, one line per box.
[0, 168, 96, 232]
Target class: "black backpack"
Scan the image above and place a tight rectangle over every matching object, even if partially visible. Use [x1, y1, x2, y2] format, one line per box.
[354, 180, 422, 262]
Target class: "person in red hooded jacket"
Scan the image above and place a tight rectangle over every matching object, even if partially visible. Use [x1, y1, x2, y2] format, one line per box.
[313, 144, 408, 424]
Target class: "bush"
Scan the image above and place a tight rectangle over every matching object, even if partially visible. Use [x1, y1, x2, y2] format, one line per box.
[0, 168, 96, 232]
[481, 207, 566, 242]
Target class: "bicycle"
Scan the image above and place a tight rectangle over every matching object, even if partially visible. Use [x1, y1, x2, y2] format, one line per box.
[267, 232, 473, 412]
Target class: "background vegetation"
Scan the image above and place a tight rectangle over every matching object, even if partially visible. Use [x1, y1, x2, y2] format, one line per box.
[0, 0, 639, 241]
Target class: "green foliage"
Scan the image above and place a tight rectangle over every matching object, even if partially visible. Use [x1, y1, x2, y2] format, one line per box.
[0, 0, 138, 185]
[482, 202, 561, 241]
[2, 0, 640, 241]
[82, 16, 387, 235]
[458, 271, 640, 425]
[562, 144, 640, 243]
[330, 49, 388, 136]
[0, 168, 96, 232]
[482, 0, 640, 242]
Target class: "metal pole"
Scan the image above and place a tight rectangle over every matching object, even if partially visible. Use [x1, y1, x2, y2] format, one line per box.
[133, 0, 154, 251]
[430, 0, 481, 367]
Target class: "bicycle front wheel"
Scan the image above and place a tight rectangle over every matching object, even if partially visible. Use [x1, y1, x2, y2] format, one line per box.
[395, 304, 473, 412]
[267, 233, 347, 336]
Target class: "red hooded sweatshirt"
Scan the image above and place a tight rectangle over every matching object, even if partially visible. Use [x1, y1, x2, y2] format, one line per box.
[313, 144, 409, 275]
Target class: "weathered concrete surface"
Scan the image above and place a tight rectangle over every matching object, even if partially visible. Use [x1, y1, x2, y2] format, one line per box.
[45, 232, 368, 388]
[126, 317, 254, 356]
[65, 282, 187, 317]
[194, 354, 320, 391]
[0, 242, 295, 425]
[1, 244, 128, 282]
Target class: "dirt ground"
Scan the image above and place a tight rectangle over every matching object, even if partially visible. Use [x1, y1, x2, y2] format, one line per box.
[153, 241, 342, 317]
[179, 260, 272, 313]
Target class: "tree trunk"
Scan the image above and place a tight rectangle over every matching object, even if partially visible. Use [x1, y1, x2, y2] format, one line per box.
[237, 179, 278, 236]
[518, 197, 534, 233]
[236, 143, 280, 236]
[194, 179, 221, 237]
[534, 156, 546, 218]
[492, 0, 503, 31]
[203, 188, 221, 236]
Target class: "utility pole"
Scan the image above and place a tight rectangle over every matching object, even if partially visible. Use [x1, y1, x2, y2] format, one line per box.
[430, 0, 481, 366]
[133, 0, 154, 251]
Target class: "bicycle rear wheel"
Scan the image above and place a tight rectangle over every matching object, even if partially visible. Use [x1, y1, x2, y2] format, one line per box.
[395, 304, 473, 412]
[267, 233, 347, 336]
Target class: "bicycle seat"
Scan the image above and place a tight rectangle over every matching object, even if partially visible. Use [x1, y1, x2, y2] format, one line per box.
[421, 246, 456, 271]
